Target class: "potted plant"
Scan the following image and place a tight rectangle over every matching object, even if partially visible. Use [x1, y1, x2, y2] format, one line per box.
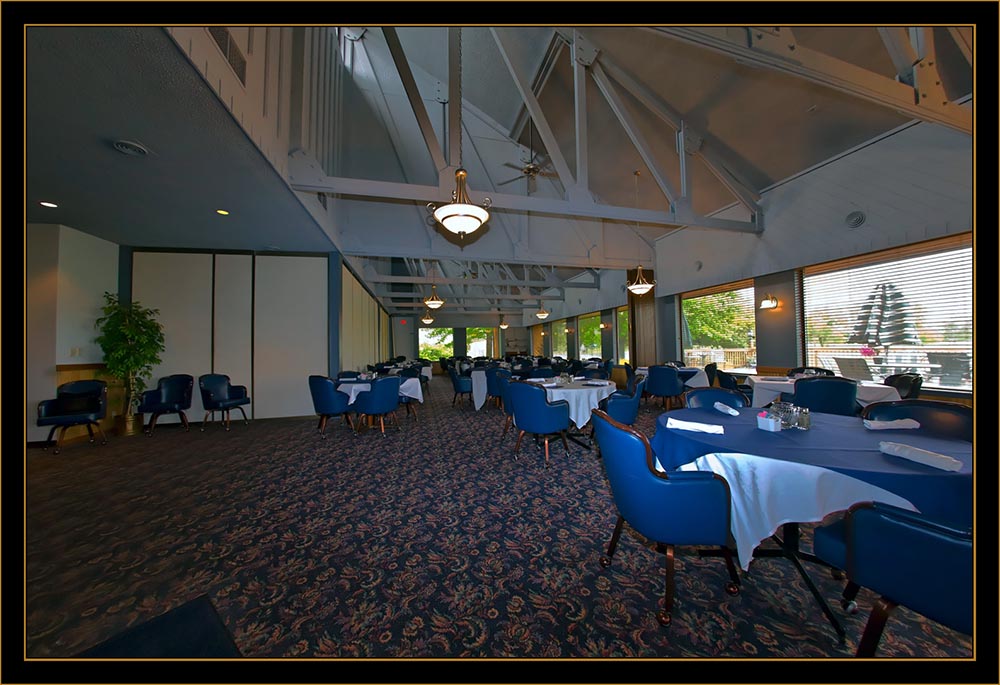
[94, 291, 166, 435]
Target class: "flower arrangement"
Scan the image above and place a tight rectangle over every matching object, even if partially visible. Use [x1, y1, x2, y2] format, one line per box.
[859, 346, 876, 358]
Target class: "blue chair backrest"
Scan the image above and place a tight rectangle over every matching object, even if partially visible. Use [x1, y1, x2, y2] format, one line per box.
[862, 399, 972, 442]
[684, 387, 748, 409]
[847, 502, 972, 635]
[646, 365, 684, 397]
[159, 374, 194, 407]
[605, 378, 646, 426]
[498, 375, 515, 418]
[529, 367, 555, 379]
[400, 366, 420, 379]
[580, 368, 609, 380]
[791, 376, 858, 416]
[507, 381, 568, 435]
[54, 380, 108, 416]
[715, 369, 740, 392]
[199, 373, 231, 404]
[485, 367, 504, 396]
[354, 376, 401, 416]
[309, 375, 350, 416]
[337, 370, 360, 380]
[591, 410, 731, 546]
[704, 362, 718, 386]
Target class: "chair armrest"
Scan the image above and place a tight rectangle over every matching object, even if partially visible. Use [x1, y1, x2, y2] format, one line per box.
[230, 385, 248, 400]
[38, 399, 59, 418]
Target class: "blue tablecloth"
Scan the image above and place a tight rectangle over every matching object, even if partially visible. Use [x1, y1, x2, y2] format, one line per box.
[650, 408, 973, 526]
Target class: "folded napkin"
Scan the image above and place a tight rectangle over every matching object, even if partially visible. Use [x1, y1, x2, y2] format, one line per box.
[573, 376, 587, 381]
[583, 381, 609, 387]
[864, 418, 921, 431]
[541, 382, 559, 388]
[526, 378, 547, 383]
[879, 441, 962, 471]
[666, 417, 725, 434]
[714, 401, 740, 416]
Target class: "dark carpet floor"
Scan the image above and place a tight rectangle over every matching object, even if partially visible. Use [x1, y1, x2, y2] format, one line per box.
[24, 375, 975, 664]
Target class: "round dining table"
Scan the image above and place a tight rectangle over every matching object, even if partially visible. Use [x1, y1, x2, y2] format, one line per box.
[649, 407, 973, 526]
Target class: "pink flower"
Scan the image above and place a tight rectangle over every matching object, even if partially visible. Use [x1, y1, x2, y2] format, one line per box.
[859, 346, 875, 357]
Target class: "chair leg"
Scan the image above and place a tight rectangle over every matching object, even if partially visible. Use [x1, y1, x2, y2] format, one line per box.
[318, 415, 328, 437]
[658, 543, 676, 626]
[85, 423, 95, 442]
[841, 580, 861, 613]
[201, 411, 211, 431]
[514, 430, 526, 460]
[146, 413, 160, 436]
[560, 430, 570, 456]
[856, 596, 897, 657]
[54, 426, 69, 454]
[92, 422, 108, 445]
[391, 410, 402, 430]
[543, 436, 550, 467]
[44, 426, 58, 451]
[453, 393, 458, 406]
[721, 547, 741, 595]
[179, 411, 190, 431]
[236, 406, 249, 424]
[502, 415, 512, 439]
[224, 410, 231, 431]
[379, 415, 386, 436]
[600, 516, 625, 567]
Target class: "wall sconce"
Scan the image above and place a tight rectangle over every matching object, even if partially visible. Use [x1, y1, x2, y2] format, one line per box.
[540, 331, 546, 336]
[598, 323, 607, 329]
[759, 294, 779, 310]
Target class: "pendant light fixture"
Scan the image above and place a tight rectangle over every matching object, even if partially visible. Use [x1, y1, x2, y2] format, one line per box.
[499, 312, 509, 330]
[421, 308, 435, 325]
[535, 301, 550, 320]
[427, 28, 491, 240]
[626, 170, 656, 296]
[424, 284, 445, 310]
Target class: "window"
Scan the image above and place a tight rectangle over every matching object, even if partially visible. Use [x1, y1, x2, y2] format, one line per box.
[802, 235, 972, 390]
[681, 281, 756, 371]
[466, 327, 497, 358]
[550, 321, 568, 358]
[419, 328, 454, 360]
[577, 313, 602, 359]
[616, 306, 630, 364]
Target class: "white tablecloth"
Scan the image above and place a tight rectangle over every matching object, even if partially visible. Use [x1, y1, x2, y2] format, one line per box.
[683, 368, 710, 388]
[337, 378, 424, 405]
[745, 376, 900, 408]
[677, 452, 917, 570]
[543, 380, 618, 429]
[472, 369, 488, 410]
[421, 367, 433, 382]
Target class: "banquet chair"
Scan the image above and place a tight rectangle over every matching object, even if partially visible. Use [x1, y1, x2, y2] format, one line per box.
[498, 374, 516, 440]
[664, 360, 685, 368]
[861, 399, 972, 442]
[336, 370, 361, 381]
[529, 366, 556, 379]
[787, 366, 835, 377]
[590, 410, 741, 626]
[881, 373, 923, 400]
[812, 501, 971, 657]
[580, 368, 609, 380]
[448, 367, 473, 406]
[785, 376, 858, 416]
[716, 369, 753, 398]
[646, 365, 686, 410]
[398, 367, 422, 420]
[198, 373, 251, 431]
[137, 374, 194, 436]
[353, 376, 401, 436]
[683, 387, 748, 410]
[308, 375, 355, 437]
[485, 367, 511, 409]
[36, 379, 109, 454]
[704, 362, 718, 386]
[609, 363, 634, 391]
[600, 377, 646, 427]
[507, 381, 571, 467]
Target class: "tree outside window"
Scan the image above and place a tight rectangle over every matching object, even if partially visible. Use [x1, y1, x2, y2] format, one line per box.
[419, 328, 454, 360]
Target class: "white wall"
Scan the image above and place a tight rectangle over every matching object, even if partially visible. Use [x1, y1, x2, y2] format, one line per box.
[213, 254, 254, 416]
[55, 226, 119, 364]
[254, 255, 328, 418]
[26, 224, 61, 442]
[654, 122, 973, 296]
[133, 252, 214, 424]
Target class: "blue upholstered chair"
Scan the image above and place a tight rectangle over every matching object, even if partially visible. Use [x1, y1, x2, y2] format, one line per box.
[813, 502, 972, 657]
[861, 399, 972, 442]
[398, 367, 421, 420]
[580, 368, 610, 380]
[36, 379, 109, 454]
[308, 375, 354, 437]
[137, 374, 194, 436]
[882, 373, 922, 400]
[336, 370, 361, 381]
[716, 369, 753, 398]
[485, 367, 511, 410]
[602, 377, 646, 427]
[646, 365, 686, 410]
[448, 367, 473, 406]
[529, 366, 556, 379]
[198, 373, 251, 431]
[704, 362, 718, 386]
[590, 409, 741, 626]
[683, 387, 749, 410]
[785, 376, 858, 416]
[787, 366, 835, 377]
[353, 376, 401, 436]
[507, 380, 571, 466]
[498, 373, 516, 439]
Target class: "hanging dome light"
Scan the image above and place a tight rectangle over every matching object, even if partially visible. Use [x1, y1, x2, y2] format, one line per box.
[535, 304, 550, 320]
[627, 265, 656, 296]
[429, 169, 492, 239]
[424, 284, 445, 309]
[421, 308, 435, 325]
[499, 313, 509, 330]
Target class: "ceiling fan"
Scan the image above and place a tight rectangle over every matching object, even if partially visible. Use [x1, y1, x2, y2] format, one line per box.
[497, 120, 557, 193]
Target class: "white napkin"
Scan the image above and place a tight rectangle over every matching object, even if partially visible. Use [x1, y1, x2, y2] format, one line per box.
[879, 441, 962, 471]
[714, 401, 740, 416]
[526, 378, 547, 384]
[864, 418, 921, 431]
[573, 376, 587, 381]
[541, 382, 559, 388]
[666, 417, 725, 434]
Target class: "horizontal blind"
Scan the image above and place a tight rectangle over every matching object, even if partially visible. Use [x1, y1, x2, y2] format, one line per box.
[803, 233, 972, 277]
[802, 243, 972, 390]
[682, 278, 755, 300]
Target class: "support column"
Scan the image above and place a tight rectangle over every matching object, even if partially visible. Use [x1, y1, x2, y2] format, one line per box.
[600, 309, 615, 361]
[328, 252, 343, 374]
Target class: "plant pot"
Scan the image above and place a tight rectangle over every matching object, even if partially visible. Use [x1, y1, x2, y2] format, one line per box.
[115, 413, 144, 436]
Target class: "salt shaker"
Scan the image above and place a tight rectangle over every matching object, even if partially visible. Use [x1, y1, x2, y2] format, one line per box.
[797, 408, 811, 430]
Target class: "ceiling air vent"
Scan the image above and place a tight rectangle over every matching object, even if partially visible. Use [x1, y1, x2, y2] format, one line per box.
[845, 211, 866, 229]
[112, 139, 149, 157]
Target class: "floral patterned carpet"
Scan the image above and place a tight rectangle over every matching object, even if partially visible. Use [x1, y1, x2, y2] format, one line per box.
[24, 375, 974, 662]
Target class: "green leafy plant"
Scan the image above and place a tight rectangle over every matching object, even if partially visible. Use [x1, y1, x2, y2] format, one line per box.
[94, 292, 166, 416]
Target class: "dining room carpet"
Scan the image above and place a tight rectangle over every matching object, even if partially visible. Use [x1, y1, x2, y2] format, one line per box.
[24, 375, 975, 663]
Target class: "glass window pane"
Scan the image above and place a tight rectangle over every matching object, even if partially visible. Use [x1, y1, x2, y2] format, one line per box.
[466, 327, 497, 358]
[681, 287, 756, 371]
[551, 322, 568, 358]
[803, 245, 972, 390]
[419, 327, 454, 360]
[616, 307, 630, 364]
[578, 313, 602, 359]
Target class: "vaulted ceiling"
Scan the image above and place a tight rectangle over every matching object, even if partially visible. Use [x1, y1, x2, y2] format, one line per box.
[24, 24, 974, 319]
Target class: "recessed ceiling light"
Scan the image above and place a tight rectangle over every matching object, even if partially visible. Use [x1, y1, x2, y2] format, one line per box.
[216, 209, 230, 216]
[39, 201, 58, 208]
